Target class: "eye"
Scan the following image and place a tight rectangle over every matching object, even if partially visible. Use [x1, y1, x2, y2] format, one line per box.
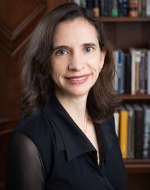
[84, 47, 94, 52]
[55, 49, 68, 55]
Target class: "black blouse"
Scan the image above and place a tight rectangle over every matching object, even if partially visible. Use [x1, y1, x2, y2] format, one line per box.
[5, 93, 127, 190]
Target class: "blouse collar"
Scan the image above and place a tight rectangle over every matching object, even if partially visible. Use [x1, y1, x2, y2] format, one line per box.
[44, 92, 115, 162]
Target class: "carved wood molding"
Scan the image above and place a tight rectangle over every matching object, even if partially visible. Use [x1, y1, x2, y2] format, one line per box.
[0, 0, 47, 55]
[0, 4, 46, 41]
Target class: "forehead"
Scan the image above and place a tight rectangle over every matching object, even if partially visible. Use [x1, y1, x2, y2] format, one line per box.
[53, 18, 99, 46]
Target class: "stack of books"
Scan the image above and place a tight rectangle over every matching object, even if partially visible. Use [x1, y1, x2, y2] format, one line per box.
[71, 0, 150, 17]
[114, 48, 150, 95]
[114, 104, 150, 159]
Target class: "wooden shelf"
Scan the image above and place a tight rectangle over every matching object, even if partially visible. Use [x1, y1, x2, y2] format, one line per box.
[99, 17, 150, 22]
[124, 159, 150, 173]
[119, 94, 150, 100]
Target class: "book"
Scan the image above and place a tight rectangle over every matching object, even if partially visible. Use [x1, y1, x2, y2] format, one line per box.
[71, 0, 80, 5]
[107, 0, 113, 16]
[100, 0, 105, 16]
[146, 0, 150, 16]
[93, 0, 100, 17]
[80, 0, 86, 8]
[119, 106, 128, 159]
[139, 50, 147, 94]
[142, 104, 150, 158]
[133, 104, 144, 158]
[147, 50, 150, 94]
[142, 0, 146, 16]
[129, 0, 139, 17]
[114, 50, 118, 91]
[130, 48, 136, 95]
[86, 0, 93, 10]
[117, 49, 125, 94]
[135, 50, 141, 94]
[112, 0, 118, 17]
[122, 0, 129, 16]
[138, 0, 142, 16]
[125, 104, 135, 158]
[118, 0, 124, 16]
[124, 53, 131, 94]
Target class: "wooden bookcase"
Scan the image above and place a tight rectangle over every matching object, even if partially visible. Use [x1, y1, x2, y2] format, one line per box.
[101, 18, 150, 190]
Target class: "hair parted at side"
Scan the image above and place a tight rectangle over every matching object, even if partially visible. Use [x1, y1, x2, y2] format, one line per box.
[21, 2, 120, 122]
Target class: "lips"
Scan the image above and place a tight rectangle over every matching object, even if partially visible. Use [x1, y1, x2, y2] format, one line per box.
[65, 74, 90, 84]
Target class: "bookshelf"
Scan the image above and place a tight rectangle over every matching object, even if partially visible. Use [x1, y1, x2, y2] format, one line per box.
[100, 17, 150, 22]
[119, 94, 150, 100]
[88, 0, 150, 189]
[102, 16, 150, 190]
[125, 159, 150, 173]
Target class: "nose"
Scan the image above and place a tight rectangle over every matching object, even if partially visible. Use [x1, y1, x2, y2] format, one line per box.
[68, 52, 85, 71]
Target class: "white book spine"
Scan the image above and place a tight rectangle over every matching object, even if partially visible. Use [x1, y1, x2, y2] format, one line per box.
[73, 0, 80, 5]
[146, 0, 150, 16]
[130, 49, 136, 95]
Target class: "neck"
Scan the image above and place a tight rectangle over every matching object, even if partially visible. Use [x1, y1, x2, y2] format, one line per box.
[55, 91, 89, 131]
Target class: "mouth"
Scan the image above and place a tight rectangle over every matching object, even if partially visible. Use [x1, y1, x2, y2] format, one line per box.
[65, 74, 91, 84]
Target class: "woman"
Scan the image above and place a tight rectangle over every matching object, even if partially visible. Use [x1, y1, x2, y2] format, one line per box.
[6, 3, 127, 190]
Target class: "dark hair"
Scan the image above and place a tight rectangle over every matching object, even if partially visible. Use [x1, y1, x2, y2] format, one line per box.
[21, 3, 119, 122]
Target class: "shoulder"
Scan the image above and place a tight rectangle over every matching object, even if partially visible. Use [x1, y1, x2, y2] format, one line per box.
[13, 108, 55, 177]
[15, 108, 53, 139]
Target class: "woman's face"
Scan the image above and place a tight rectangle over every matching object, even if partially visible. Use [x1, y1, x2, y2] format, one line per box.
[50, 18, 105, 98]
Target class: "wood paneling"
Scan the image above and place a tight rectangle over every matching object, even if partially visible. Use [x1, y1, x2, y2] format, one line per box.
[0, 1, 68, 189]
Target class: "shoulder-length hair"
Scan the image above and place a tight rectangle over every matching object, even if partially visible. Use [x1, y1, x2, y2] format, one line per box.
[21, 3, 119, 122]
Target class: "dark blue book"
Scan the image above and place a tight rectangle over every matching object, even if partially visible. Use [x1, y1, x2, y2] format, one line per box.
[122, 0, 128, 16]
[118, 0, 124, 16]
[86, 0, 93, 11]
[124, 53, 131, 94]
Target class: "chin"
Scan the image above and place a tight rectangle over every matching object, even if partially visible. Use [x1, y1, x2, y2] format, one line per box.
[67, 88, 90, 98]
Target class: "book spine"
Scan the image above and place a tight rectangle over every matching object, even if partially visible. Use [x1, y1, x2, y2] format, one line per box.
[135, 51, 140, 94]
[142, 0, 146, 16]
[112, 0, 119, 17]
[134, 109, 144, 158]
[119, 110, 128, 159]
[107, 0, 113, 16]
[124, 53, 131, 94]
[104, 0, 108, 16]
[147, 50, 150, 94]
[100, 0, 105, 16]
[93, 0, 100, 17]
[138, 0, 142, 16]
[143, 109, 150, 158]
[114, 50, 118, 91]
[80, 0, 86, 8]
[118, 0, 124, 16]
[118, 50, 124, 94]
[72, 0, 80, 5]
[86, 0, 93, 10]
[122, 0, 129, 16]
[129, 0, 139, 17]
[146, 0, 150, 16]
[130, 48, 136, 95]
[127, 108, 135, 158]
[139, 50, 145, 94]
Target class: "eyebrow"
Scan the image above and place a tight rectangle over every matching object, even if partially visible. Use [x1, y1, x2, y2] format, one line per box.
[52, 45, 70, 52]
[52, 43, 97, 52]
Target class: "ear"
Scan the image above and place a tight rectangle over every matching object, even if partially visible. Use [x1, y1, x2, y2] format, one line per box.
[99, 50, 106, 70]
